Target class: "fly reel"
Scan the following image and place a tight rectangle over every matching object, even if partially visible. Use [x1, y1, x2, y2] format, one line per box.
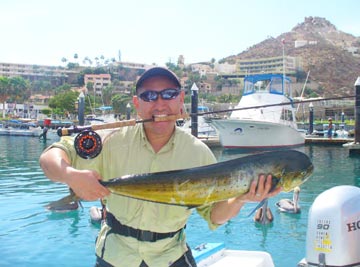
[74, 130, 102, 159]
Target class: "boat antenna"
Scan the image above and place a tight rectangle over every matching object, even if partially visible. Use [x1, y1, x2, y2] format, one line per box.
[282, 38, 286, 95]
[296, 70, 311, 113]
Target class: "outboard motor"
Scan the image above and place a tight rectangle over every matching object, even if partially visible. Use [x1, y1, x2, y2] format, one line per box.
[298, 185, 360, 267]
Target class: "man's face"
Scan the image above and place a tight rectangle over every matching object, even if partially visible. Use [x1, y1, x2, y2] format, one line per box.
[133, 75, 184, 134]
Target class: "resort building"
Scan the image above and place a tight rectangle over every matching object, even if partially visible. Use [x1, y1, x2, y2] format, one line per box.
[236, 56, 299, 76]
[0, 62, 78, 86]
[84, 74, 111, 96]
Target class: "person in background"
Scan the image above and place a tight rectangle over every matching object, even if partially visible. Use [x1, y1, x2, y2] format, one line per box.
[39, 126, 48, 140]
[39, 67, 280, 267]
[327, 117, 333, 138]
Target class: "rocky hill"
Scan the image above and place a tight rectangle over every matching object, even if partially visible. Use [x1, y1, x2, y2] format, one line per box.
[225, 17, 360, 97]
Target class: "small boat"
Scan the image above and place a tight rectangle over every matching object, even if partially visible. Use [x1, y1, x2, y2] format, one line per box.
[0, 119, 42, 137]
[209, 74, 305, 149]
[181, 106, 218, 139]
[85, 106, 117, 125]
[193, 243, 275, 267]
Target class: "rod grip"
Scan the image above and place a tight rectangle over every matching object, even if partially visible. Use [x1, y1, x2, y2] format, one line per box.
[90, 120, 137, 131]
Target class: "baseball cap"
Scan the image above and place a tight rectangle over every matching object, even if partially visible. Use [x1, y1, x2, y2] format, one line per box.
[135, 67, 181, 92]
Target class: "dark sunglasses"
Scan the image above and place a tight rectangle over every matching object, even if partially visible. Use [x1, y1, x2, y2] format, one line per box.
[138, 88, 181, 102]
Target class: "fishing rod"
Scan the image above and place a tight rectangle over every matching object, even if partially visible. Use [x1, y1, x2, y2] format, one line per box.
[59, 114, 188, 159]
[60, 94, 354, 159]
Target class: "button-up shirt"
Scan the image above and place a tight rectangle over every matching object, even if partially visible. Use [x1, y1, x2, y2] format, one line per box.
[49, 124, 218, 267]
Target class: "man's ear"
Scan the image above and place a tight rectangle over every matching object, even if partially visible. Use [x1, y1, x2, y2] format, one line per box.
[133, 95, 139, 108]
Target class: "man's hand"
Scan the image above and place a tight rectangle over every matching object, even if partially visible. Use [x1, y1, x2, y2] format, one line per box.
[237, 174, 282, 203]
[66, 168, 111, 201]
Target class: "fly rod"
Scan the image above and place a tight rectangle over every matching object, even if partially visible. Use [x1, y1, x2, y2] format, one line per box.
[59, 114, 189, 159]
[58, 94, 354, 159]
[57, 114, 188, 137]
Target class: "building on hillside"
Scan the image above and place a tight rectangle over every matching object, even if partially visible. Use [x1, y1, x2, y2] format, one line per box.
[236, 56, 299, 75]
[177, 55, 185, 68]
[113, 61, 153, 70]
[29, 94, 51, 105]
[214, 62, 237, 74]
[0, 62, 78, 86]
[84, 74, 111, 96]
[190, 63, 214, 77]
[295, 40, 318, 48]
[198, 82, 212, 93]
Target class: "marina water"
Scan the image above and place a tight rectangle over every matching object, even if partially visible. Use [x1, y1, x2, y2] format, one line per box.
[1, 136, 359, 267]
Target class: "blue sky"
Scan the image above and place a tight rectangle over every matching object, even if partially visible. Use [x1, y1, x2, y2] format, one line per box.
[1, 0, 359, 67]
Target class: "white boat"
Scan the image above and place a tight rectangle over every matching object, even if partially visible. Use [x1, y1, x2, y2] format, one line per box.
[181, 106, 218, 139]
[193, 243, 274, 267]
[0, 120, 42, 137]
[209, 74, 305, 149]
[85, 106, 117, 125]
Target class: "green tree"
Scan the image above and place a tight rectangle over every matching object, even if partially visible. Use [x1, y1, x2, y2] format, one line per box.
[216, 94, 240, 103]
[31, 80, 52, 94]
[111, 94, 132, 115]
[102, 85, 114, 106]
[41, 108, 52, 117]
[54, 84, 72, 95]
[61, 57, 67, 65]
[0, 77, 10, 118]
[48, 90, 79, 116]
[0, 76, 29, 118]
[9, 76, 29, 100]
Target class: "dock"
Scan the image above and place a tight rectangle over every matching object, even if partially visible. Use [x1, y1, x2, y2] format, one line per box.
[305, 136, 354, 145]
[201, 136, 354, 148]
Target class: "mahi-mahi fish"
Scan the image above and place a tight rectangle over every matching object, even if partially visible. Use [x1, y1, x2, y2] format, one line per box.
[46, 150, 313, 211]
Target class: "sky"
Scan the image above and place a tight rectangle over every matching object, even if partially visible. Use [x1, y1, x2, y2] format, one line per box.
[1, 0, 360, 67]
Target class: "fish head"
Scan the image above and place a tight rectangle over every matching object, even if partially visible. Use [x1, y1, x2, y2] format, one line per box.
[279, 163, 314, 192]
[274, 152, 314, 192]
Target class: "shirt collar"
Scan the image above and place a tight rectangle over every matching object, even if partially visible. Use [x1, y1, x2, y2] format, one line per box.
[139, 124, 176, 154]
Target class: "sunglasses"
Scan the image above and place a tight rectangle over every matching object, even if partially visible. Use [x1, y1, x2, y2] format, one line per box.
[138, 88, 181, 102]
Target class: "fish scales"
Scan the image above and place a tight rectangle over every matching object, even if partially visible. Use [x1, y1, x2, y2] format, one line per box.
[46, 150, 314, 211]
[101, 150, 313, 207]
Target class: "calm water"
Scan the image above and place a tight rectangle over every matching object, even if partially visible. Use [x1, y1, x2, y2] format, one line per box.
[0, 136, 359, 267]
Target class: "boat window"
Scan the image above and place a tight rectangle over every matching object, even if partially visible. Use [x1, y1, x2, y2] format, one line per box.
[281, 108, 293, 121]
[269, 77, 284, 94]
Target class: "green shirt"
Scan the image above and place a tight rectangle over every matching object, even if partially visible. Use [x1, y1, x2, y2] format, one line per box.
[49, 124, 218, 267]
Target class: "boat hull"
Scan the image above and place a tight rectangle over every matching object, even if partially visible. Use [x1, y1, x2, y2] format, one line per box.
[211, 119, 305, 148]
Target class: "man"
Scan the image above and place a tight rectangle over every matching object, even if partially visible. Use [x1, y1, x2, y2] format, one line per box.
[327, 117, 333, 138]
[39, 67, 280, 267]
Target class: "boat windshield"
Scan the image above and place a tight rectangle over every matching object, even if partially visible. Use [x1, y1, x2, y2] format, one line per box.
[243, 74, 291, 96]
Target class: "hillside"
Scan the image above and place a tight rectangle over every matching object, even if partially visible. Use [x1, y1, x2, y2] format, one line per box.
[225, 17, 360, 97]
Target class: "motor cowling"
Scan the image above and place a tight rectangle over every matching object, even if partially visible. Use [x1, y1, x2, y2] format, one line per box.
[301, 185, 360, 267]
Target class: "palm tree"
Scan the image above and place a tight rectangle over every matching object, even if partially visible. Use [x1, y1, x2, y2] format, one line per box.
[0, 76, 28, 118]
[61, 57, 67, 66]
[0, 77, 10, 118]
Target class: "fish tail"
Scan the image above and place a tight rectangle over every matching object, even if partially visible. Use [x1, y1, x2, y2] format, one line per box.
[45, 190, 80, 212]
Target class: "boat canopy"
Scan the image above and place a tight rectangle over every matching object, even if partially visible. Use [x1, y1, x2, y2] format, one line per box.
[96, 106, 113, 111]
[243, 74, 291, 96]
[198, 106, 210, 113]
